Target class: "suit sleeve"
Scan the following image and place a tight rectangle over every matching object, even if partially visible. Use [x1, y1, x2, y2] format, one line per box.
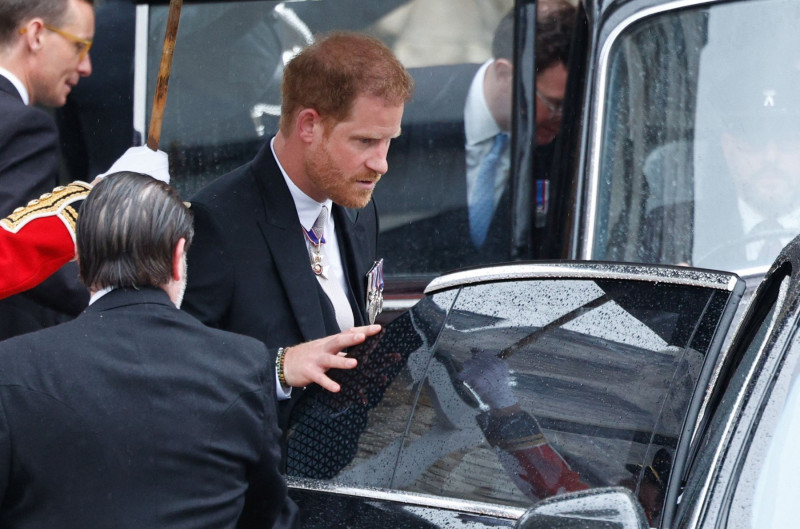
[0, 105, 60, 217]
[182, 201, 235, 328]
[0, 182, 92, 300]
[0, 387, 10, 506]
[237, 345, 299, 529]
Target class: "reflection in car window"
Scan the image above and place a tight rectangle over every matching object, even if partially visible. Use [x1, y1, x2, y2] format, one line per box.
[287, 274, 736, 526]
[286, 290, 457, 484]
[593, 0, 800, 276]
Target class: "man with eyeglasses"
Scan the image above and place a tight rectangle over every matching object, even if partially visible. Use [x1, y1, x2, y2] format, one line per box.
[463, 1, 574, 256]
[0, 0, 95, 340]
[380, 0, 575, 271]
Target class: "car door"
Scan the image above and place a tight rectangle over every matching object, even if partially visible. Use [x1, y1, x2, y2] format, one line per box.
[286, 262, 744, 528]
[667, 237, 800, 528]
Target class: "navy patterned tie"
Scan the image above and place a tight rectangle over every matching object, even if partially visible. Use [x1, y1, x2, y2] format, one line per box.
[469, 133, 509, 248]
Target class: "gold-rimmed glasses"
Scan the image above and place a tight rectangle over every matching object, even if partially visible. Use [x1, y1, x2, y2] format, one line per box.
[19, 24, 93, 61]
[536, 89, 564, 119]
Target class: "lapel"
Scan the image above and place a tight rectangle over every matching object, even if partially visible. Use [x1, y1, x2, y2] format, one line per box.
[332, 204, 368, 326]
[250, 144, 331, 342]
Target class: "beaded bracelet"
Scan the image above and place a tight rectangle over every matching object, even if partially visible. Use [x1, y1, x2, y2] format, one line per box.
[276, 347, 288, 387]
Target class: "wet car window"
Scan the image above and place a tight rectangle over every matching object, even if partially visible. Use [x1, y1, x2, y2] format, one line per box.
[137, 0, 515, 282]
[286, 272, 737, 524]
[286, 289, 457, 485]
[591, 0, 800, 276]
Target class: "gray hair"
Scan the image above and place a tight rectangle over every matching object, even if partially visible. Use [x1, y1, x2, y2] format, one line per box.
[77, 171, 193, 290]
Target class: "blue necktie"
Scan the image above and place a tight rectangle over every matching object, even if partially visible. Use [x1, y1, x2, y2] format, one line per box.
[470, 133, 509, 248]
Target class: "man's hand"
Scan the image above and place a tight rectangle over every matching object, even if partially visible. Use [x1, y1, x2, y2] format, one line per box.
[283, 324, 382, 392]
[96, 146, 171, 184]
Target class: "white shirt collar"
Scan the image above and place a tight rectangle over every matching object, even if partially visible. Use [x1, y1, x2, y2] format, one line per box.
[270, 137, 333, 231]
[464, 60, 501, 147]
[0, 67, 29, 105]
[89, 286, 114, 305]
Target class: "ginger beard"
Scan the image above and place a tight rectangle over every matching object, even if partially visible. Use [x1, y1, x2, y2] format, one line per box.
[304, 133, 382, 209]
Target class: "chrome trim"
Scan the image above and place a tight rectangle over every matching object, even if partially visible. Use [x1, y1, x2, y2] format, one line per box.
[287, 477, 527, 520]
[133, 5, 149, 143]
[425, 262, 740, 295]
[382, 299, 418, 312]
[583, 0, 722, 260]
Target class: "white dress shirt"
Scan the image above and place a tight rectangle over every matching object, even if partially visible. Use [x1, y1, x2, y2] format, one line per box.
[464, 60, 511, 213]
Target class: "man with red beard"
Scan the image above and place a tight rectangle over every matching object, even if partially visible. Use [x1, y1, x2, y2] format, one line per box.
[182, 32, 413, 447]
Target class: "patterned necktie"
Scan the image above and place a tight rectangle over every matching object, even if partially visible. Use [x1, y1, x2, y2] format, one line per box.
[307, 206, 354, 331]
[469, 132, 509, 248]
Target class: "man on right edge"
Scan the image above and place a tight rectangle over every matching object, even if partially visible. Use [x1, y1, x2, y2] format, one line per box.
[182, 32, 414, 435]
[0, 171, 379, 528]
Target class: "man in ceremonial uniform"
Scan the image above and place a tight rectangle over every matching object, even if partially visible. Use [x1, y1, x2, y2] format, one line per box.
[0, 146, 169, 300]
[182, 32, 414, 434]
[0, 0, 95, 338]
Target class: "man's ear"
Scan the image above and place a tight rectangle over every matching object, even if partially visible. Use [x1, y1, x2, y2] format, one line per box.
[172, 238, 186, 282]
[20, 18, 46, 51]
[494, 58, 514, 82]
[296, 108, 321, 144]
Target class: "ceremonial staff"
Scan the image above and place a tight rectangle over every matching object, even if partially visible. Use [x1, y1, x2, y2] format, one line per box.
[146, 0, 183, 151]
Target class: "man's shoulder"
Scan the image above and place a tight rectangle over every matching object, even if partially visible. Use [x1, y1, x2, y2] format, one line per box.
[0, 95, 57, 140]
[190, 141, 277, 208]
[190, 165, 256, 207]
[200, 320, 268, 352]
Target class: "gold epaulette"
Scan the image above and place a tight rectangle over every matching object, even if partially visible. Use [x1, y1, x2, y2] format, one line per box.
[0, 181, 93, 241]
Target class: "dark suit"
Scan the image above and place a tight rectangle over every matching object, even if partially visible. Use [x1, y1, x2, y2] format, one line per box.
[0, 287, 297, 529]
[182, 139, 378, 429]
[0, 75, 89, 340]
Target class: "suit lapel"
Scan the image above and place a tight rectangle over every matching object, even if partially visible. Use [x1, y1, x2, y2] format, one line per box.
[333, 205, 369, 326]
[250, 146, 331, 342]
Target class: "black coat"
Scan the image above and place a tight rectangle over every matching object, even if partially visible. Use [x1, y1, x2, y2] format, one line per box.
[182, 139, 378, 430]
[0, 287, 297, 529]
[0, 75, 89, 340]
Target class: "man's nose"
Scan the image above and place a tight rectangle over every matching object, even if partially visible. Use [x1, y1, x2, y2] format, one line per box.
[78, 53, 92, 77]
[366, 145, 389, 175]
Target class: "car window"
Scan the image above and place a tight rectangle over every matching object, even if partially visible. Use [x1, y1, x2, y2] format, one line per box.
[285, 289, 457, 485]
[285, 266, 741, 525]
[135, 0, 517, 285]
[590, 0, 800, 277]
[395, 276, 734, 525]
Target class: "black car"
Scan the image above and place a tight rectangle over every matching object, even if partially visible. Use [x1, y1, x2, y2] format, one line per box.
[282, 233, 800, 528]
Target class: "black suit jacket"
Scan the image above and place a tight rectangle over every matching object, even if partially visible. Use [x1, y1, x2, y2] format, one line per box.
[0, 287, 297, 529]
[182, 140, 378, 429]
[0, 75, 89, 340]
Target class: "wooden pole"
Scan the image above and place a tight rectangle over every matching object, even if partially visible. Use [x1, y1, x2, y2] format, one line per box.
[146, 0, 183, 151]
